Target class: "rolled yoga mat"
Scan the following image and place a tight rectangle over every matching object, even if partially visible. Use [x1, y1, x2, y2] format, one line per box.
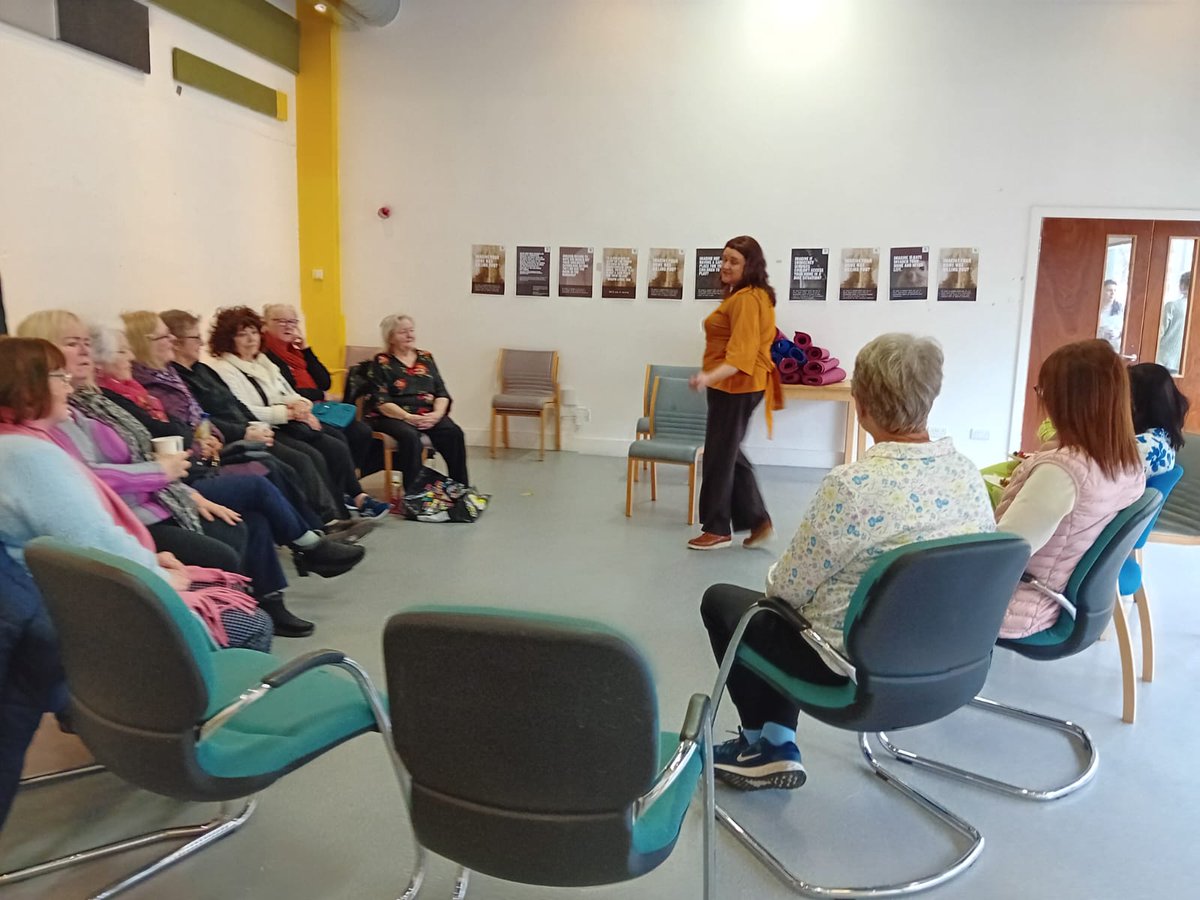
[803, 357, 840, 375]
[805, 346, 831, 361]
[801, 367, 846, 386]
[792, 331, 813, 349]
[781, 370, 805, 385]
[778, 357, 802, 376]
[772, 339, 795, 362]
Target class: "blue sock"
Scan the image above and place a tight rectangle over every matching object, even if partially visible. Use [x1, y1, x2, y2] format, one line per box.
[761, 722, 797, 747]
[741, 727, 762, 743]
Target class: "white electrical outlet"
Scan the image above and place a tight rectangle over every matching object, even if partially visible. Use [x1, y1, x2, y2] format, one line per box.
[969, 429, 990, 441]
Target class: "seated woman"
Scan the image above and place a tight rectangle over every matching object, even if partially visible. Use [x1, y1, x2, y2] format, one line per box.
[261, 302, 379, 474]
[160, 308, 354, 532]
[996, 340, 1146, 639]
[207, 306, 389, 519]
[0, 338, 275, 822]
[363, 314, 469, 491]
[1128, 362, 1190, 475]
[18, 311, 362, 639]
[701, 334, 995, 790]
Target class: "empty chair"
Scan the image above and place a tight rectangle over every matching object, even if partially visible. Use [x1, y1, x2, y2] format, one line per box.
[0, 539, 413, 899]
[490, 349, 561, 460]
[383, 607, 714, 899]
[708, 533, 1031, 896]
[1149, 434, 1200, 544]
[626, 377, 707, 524]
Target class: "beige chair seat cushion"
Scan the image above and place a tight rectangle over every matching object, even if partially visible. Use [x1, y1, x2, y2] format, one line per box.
[493, 392, 554, 412]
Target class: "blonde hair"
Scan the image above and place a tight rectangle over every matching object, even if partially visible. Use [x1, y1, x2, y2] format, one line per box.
[851, 334, 944, 434]
[15, 309, 83, 344]
[379, 314, 414, 347]
[120, 310, 163, 368]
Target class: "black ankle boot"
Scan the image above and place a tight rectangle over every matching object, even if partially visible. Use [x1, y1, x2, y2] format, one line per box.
[259, 592, 314, 638]
[292, 537, 365, 578]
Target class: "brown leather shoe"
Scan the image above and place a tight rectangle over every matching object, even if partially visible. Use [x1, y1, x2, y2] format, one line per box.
[687, 532, 732, 551]
[743, 518, 775, 548]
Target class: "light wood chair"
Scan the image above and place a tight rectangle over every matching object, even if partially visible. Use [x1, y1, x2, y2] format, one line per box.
[626, 377, 707, 525]
[490, 349, 561, 460]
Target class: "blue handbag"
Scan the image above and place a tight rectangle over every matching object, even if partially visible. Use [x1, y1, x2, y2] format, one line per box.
[311, 401, 357, 429]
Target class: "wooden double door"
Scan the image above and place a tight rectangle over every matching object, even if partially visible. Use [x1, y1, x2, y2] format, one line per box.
[1022, 217, 1200, 447]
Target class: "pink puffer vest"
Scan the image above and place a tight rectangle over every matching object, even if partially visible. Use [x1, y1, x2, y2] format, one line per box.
[996, 448, 1145, 638]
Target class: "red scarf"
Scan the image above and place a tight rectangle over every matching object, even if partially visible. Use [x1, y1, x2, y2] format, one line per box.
[97, 373, 168, 422]
[262, 332, 317, 391]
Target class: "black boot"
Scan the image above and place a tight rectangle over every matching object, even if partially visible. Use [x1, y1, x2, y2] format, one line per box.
[292, 537, 365, 578]
[259, 592, 314, 638]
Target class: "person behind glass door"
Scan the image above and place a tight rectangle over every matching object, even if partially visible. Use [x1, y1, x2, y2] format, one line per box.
[1158, 271, 1190, 374]
[1097, 279, 1124, 351]
[686, 235, 782, 551]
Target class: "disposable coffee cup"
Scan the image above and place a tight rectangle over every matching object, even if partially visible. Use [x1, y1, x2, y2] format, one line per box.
[151, 436, 184, 458]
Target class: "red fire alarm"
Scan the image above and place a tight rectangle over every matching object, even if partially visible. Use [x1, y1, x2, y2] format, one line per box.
[377, 206, 392, 219]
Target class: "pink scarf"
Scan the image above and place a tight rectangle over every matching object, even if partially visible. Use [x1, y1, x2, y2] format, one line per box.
[0, 418, 257, 646]
[97, 373, 169, 422]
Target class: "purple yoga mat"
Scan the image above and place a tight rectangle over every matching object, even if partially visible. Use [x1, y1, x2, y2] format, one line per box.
[806, 346, 831, 361]
[792, 331, 813, 349]
[801, 367, 846, 386]
[781, 371, 805, 385]
[803, 357, 840, 375]
[778, 357, 801, 376]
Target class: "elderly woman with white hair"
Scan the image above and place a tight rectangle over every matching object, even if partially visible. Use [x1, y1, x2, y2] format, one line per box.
[699, 333, 996, 792]
[362, 314, 469, 491]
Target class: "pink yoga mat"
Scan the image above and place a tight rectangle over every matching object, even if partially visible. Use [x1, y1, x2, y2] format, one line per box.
[792, 331, 812, 349]
[803, 357, 840, 375]
[806, 346, 831, 361]
[801, 367, 846, 386]
[781, 371, 805, 385]
[778, 357, 801, 375]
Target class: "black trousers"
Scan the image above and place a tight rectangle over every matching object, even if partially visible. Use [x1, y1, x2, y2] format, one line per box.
[339, 418, 383, 477]
[370, 416, 469, 491]
[276, 423, 364, 503]
[698, 388, 768, 536]
[148, 520, 244, 574]
[701, 583, 847, 731]
[270, 434, 344, 521]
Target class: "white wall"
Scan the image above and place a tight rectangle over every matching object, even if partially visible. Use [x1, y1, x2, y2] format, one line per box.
[0, 1, 299, 333]
[338, 0, 1200, 466]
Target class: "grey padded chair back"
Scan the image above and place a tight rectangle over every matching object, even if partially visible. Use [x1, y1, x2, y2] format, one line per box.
[650, 376, 707, 443]
[1000, 487, 1160, 660]
[1155, 433, 1200, 540]
[644, 364, 700, 415]
[384, 609, 665, 887]
[500, 349, 557, 395]
[24, 539, 275, 800]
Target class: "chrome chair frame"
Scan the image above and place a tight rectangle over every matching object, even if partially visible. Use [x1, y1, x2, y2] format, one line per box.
[436, 694, 716, 900]
[0, 654, 424, 900]
[709, 602, 984, 898]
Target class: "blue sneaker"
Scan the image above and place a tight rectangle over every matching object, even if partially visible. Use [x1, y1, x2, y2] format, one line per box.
[351, 495, 391, 520]
[712, 729, 752, 768]
[714, 737, 806, 791]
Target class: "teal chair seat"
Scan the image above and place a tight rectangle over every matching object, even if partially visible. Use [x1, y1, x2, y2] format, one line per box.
[628, 437, 702, 464]
[636, 414, 650, 434]
[626, 376, 707, 524]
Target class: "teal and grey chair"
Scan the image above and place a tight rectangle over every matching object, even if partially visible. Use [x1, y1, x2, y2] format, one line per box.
[633, 364, 700, 481]
[1149, 433, 1200, 545]
[0, 539, 414, 899]
[880, 488, 1161, 798]
[710, 533, 1031, 897]
[383, 608, 714, 899]
[626, 376, 707, 524]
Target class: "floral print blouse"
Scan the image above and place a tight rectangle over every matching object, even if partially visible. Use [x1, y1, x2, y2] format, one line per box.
[364, 350, 451, 417]
[766, 439, 996, 653]
[1136, 428, 1176, 475]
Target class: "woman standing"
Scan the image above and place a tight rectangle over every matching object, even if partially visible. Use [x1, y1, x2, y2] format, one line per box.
[688, 236, 782, 550]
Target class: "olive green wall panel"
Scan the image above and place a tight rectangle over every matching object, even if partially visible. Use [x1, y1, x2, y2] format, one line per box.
[152, 0, 299, 72]
[173, 48, 287, 119]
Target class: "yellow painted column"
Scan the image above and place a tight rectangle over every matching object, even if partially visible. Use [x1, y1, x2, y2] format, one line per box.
[295, 5, 344, 375]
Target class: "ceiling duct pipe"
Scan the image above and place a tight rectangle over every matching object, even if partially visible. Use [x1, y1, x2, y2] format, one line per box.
[324, 0, 401, 28]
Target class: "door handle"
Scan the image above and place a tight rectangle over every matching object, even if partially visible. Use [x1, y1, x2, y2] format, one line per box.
[1121, 353, 1138, 362]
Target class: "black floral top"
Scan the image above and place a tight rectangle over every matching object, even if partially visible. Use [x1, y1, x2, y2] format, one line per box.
[364, 350, 451, 417]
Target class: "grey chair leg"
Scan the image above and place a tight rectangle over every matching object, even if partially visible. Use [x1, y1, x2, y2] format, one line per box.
[452, 867, 471, 899]
[875, 695, 1099, 801]
[714, 734, 984, 898]
[701, 706, 716, 900]
[0, 797, 256, 899]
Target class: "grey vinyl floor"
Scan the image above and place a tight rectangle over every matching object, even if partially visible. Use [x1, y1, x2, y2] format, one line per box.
[2, 449, 1198, 899]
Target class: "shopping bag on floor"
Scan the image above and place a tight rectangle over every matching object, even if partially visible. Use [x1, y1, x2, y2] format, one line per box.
[398, 467, 490, 523]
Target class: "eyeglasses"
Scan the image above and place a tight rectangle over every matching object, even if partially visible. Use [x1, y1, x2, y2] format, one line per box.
[49, 371, 72, 383]
[175, 334, 203, 343]
[271, 319, 300, 328]
[148, 334, 175, 343]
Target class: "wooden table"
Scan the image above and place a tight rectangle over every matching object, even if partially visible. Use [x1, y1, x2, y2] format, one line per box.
[781, 381, 867, 464]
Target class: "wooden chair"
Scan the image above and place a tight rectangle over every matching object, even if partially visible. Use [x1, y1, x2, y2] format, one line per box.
[490, 349, 561, 460]
[626, 377, 706, 525]
[633, 364, 700, 482]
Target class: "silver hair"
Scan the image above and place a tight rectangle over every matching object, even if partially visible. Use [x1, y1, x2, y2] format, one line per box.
[851, 333, 944, 434]
[379, 314, 415, 346]
[262, 303, 296, 321]
[89, 323, 130, 367]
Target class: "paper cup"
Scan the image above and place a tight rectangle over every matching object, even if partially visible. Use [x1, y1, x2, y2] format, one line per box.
[151, 436, 184, 457]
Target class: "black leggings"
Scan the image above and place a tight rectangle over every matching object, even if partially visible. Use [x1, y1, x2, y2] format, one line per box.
[701, 583, 847, 731]
[369, 415, 469, 491]
[277, 424, 364, 502]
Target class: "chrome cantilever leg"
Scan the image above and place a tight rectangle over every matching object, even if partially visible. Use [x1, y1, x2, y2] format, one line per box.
[451, 867, 471, 898]
[701, 706, 716, 900]
[876, 695, 1099, 801]
[330, 658, 426, 900]
[715, 734, 983, 898]
[0, 796, 255, 899]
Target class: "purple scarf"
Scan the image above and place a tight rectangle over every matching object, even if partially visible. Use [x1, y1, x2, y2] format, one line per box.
[133, 361, 207, 429]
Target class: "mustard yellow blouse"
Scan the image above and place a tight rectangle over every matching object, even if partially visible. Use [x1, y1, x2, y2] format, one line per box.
[702, 286, 777, 394]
